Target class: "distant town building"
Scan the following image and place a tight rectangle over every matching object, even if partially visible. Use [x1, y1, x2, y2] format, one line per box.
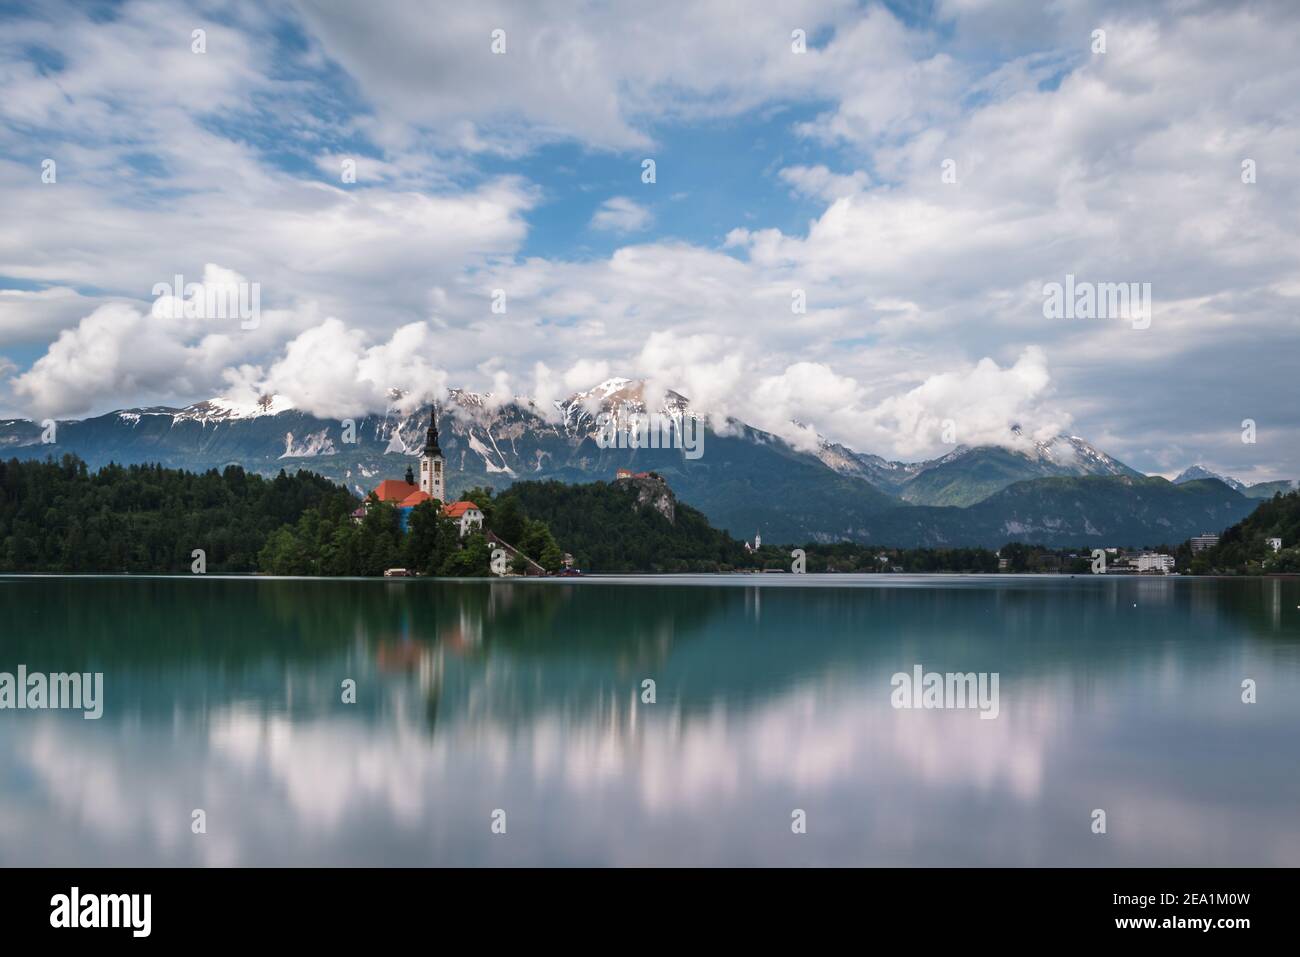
[1190, 533, 1220, 553]
[1033, 554, 1061, 572]
[1136, 552, 1176, 574]
[1267, 537, 1283, 552]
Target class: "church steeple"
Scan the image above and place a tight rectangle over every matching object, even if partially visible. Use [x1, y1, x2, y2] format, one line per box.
[418, 401, 445, 503]
[424, 402, 441, 457]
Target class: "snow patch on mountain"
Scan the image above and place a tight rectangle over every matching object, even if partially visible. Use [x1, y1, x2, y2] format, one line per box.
[467, 432, 516, 475]
[384, 429, 408, 454]
[281, 429, 336, 458]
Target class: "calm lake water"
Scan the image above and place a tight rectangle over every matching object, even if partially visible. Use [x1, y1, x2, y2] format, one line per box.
[1, 574, 1298, 867]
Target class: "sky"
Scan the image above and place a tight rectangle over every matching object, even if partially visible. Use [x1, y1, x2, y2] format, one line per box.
[0, 0, 1297, 480]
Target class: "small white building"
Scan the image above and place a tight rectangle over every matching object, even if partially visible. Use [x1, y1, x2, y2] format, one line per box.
[442, 501, 484, 538]
[1267, 537, 1283, 553]
[1136, 552, 1175, 574]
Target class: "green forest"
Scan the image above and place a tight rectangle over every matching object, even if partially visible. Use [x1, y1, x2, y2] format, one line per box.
[0, 455, 345, 573]
[496, 479, 751, 572]
[1193, 490, 1300, 574]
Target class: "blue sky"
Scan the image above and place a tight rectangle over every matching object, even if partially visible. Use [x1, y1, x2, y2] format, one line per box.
[1, 0, 1298, 481]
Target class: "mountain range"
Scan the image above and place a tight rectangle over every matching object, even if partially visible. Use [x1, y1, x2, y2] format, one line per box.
[0, 378, 1282, 548]
[1172, 465, 1297, 499]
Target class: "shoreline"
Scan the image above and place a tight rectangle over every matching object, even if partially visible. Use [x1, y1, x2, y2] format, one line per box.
[3, 571, 1297, 582]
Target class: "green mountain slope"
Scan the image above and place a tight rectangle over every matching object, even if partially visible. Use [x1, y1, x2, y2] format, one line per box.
[898, 438, 1143, 507]
[852, 476, 1259, 548]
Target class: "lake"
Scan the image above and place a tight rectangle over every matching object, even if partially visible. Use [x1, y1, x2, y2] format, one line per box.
[1, 574, 1298, 866]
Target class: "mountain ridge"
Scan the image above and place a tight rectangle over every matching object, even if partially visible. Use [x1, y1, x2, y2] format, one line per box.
[0, 381, 1279, 548]
[1174, 464, 1297, 499]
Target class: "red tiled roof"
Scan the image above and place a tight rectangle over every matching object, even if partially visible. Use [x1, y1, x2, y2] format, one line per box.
[374, 479, 419, 502]
[442, 500, 480, 518]
[399, 490, 431, 507]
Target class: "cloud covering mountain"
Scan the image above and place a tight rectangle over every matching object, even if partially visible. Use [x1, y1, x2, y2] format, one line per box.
[1, 0, 1297, 486]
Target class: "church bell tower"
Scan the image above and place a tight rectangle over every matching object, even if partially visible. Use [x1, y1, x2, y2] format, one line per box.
[419, 403, 445, 503]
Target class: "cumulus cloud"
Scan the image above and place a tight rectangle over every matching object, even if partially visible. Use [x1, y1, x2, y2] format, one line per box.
[3, 0, 1300, 474]
[779, 164, 871, 201]
[13, 302, 200, 418]
[611, 336, 1066, 460]
[260, 319, 450, 419]
[590, 197, 653, 233]
[9, 265, 311, 418]
[861, 347, 1068, 457]
[7, 266, 453, 420]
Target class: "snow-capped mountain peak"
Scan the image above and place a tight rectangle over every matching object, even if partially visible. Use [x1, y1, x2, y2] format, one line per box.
[176, 394, 295, 422]
[1173, 465, 1247, 491]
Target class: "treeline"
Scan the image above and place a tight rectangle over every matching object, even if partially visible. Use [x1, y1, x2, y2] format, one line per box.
[1193, 490, 1300, 574]
[9, 455, 1290, 577]
[749, 541, 1001, 573]
[488, 478, 1011, 573]
[0, 455, 568, 577]
[0, 455, 346, 573]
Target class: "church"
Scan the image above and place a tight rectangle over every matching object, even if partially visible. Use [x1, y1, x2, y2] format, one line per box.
[355, 405, 484, 536]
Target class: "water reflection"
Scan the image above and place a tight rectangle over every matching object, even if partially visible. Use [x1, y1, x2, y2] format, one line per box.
[1, 575, 1298, 866]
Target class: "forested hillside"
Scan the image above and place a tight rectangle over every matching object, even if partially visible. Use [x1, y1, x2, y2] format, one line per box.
[0, 455, 347, 572]
[1193, 490, 1300, 573]
[496, 478, 751, 572]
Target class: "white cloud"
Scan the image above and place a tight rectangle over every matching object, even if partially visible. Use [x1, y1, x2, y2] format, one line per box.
[590, 197, 653, 233]
[3, 0, 1300, 474]
[261, 319, 449, 419]
[779, 165, 871, 201]
[13, 301, 206, 418]
[861, 347, 1068, 457]
[0, 287, 106, 350]
[289, 0, 866, 151]
[9, 266, 313, 418]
